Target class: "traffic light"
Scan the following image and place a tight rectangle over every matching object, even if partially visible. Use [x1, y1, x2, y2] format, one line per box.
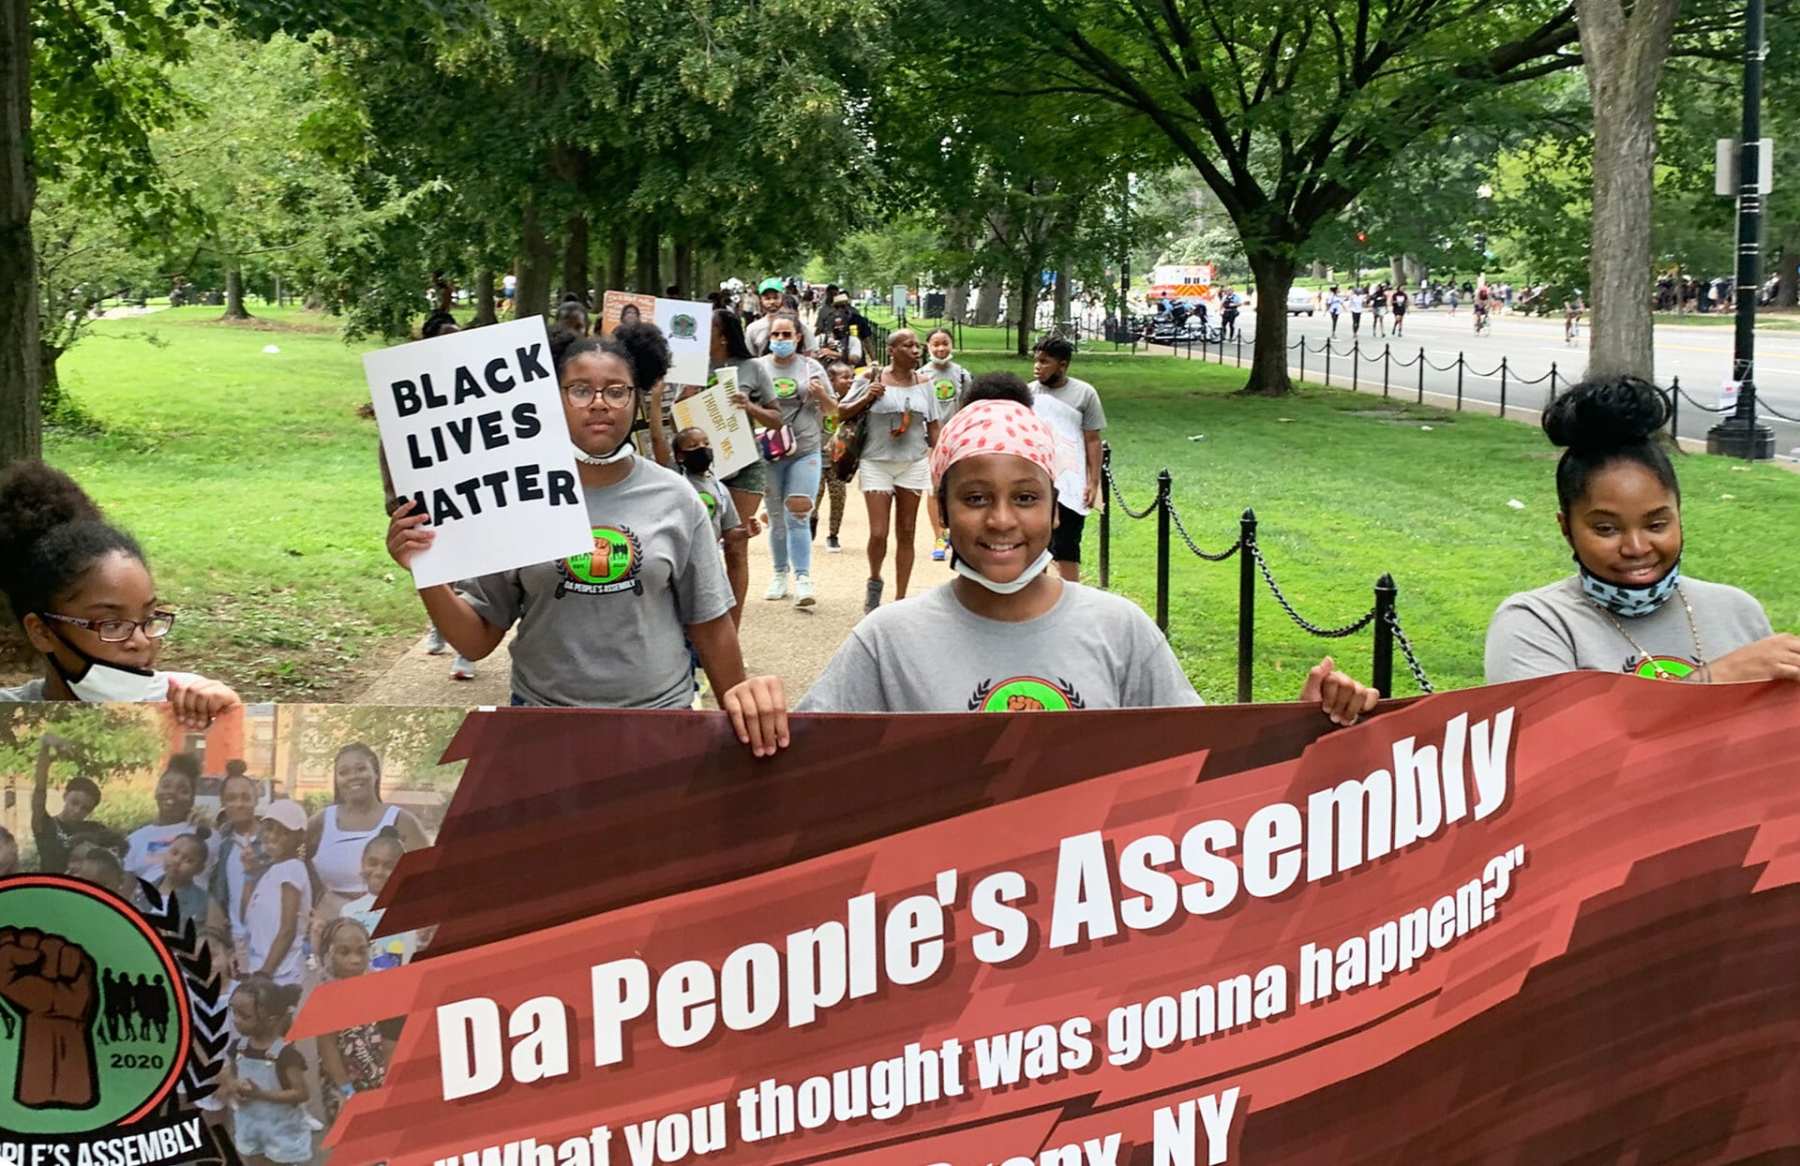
[1356, 231, 1367, 244]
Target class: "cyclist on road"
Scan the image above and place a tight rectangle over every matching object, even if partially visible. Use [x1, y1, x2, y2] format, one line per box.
[1473, 284, 1492, 335]
[1564, 292, 1585, 344]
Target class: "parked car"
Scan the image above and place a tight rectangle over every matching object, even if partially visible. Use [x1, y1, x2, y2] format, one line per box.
[1286, 288, 1317, 316]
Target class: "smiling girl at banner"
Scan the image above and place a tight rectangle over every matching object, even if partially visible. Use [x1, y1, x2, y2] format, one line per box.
[0, 461, 241, 727]
[797, 374, 1379, 719]
[1486, 376, 1798, 683]
[386, 326, 789, 755]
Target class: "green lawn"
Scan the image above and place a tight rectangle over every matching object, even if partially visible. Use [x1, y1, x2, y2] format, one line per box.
[43, 306, 411, 700]
[958, 352, 1800, 703]
[34, 307, 1800, 705]
[1652, 310, 1800, 331]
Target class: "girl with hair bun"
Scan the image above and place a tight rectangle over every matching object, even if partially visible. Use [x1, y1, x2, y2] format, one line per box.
[1486, 375, 1796, 682]
[385, 324, 788, 753]
[0, 461, 240, 727]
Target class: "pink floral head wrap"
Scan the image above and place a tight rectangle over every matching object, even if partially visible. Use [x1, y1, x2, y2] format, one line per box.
[929, 399, 1057, 490]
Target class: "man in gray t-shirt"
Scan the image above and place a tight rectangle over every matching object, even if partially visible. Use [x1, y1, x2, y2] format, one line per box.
[459, 458, 734, 707]
[1485, 575, 1772, 683]
[797, 582, 1200, 712]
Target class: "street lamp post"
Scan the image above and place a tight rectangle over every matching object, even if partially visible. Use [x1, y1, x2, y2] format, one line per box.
[1709, 0, 1776, 459]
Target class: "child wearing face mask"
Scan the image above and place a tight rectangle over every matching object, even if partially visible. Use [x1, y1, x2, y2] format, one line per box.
[0, 462, 240, 727]
[795, 375, 1380, 723]
[922, 329, 972, 562]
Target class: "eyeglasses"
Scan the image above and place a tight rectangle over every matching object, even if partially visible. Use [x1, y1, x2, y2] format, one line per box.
[563, 382, 636, 408]
[39, 610, 176, 643]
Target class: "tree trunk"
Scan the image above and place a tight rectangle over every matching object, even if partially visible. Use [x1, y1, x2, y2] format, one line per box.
[947, 285, 969, 321]
[973, 280, 1002, 326]
[1577, 0, 1679, 380]
[1389, 256, 1406, 289]
[561, 213, 588, 305]
[0, 0, 41, 466]
[473, 268, 498, 325]
[38, 344, 64, 421]
[1777, 225, 1799, 308]
[514, 204, 555, 318]
[607, 232, 628, 295]
[222, 263, 252, 320]
[1053, 267, 1071, 323]
[634, 221, 659, 292]
[1310, 260, 1328, 280]
[1242, 248, 1297, 396]
[1014, 269, 1041, 357]
[673, 239, 693, 299]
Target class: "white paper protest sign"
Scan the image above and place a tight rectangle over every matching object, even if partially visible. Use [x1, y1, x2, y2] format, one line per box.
[672, 374, 756, 480]
[654, 298, 715, 387]
[363, 317, 592, 589]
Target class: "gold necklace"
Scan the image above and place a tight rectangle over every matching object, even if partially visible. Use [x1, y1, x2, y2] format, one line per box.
[1601, 584, 1707, 680]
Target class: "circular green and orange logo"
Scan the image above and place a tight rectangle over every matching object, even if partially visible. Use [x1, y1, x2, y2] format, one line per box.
[1632, 655, 1698, 681]
[698, 491, 719, 516]
[968, 676, 1084, 713]
[567, 527, 637, 586]
[934, 378, 957, 402]
[0, 875, 191, 1136]
[773, 377, 799, 400]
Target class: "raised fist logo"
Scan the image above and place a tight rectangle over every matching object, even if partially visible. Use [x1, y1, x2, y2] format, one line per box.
[0, 927, 100, 1109]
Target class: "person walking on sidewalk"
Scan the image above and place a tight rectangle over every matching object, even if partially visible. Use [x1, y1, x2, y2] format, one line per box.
[738, 314, 835, 609]
[814, 360, 855, 553]
[837, 328, 940, 614]
[921, 328, 973, 562]
[1028, 335, 1104, 583]
[1390, 287, 1409, 338]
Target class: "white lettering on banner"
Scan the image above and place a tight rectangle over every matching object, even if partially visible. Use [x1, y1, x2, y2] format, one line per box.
[429, 708, 1517, 1099]
[365, 316, 593, 588]
[1153, 1088, 1242, 1166]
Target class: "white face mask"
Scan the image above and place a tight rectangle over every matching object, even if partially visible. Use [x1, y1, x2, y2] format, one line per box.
[572, 438, 635, 466]
[50, 635, 169, 703]
[952, 548, 1055, 595]
[931, 351, 953, 366]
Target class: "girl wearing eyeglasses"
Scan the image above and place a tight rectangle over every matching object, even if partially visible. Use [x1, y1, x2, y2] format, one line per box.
[386, 326, 790, 755]
[0, 461, 240, 728]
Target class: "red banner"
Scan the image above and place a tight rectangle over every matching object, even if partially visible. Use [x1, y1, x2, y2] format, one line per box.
[293, 674, 1800, 1165]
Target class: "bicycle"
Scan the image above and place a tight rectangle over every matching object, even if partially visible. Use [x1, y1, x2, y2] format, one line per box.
[1473, 307, 1491, 336]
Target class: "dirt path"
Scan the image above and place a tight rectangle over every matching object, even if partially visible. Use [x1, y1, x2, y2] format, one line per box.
[352, 478, 950, 706]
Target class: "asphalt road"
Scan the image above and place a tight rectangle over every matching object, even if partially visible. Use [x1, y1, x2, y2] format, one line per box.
[1147, 306, 1800, 456]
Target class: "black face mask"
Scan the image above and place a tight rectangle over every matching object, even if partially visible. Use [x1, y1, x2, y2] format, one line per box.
[678, 447, 715, 476]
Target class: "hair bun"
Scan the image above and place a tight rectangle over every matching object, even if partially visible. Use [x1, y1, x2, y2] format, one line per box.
[613, 320, 673, 391]
[1542, 375, 1670, 451]
[0, 462, 103, 582]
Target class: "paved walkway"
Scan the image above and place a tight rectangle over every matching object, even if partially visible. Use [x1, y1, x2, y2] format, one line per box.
[352, 478, 951, 706]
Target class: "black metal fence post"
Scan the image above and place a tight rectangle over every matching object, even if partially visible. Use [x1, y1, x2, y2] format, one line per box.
[1325, 342, 1332, 386]
[1456, 353, 1465, 411]
[1352, 342, 1360, 392]
[1499, 356, 1508, 418]
[1383, 343, 1391, 398]
[1669, 375, 1681, 442]
[1098, 443, 1112, 590]
[1155, 470, 1172, 634]
[1237, 509, 1257, 703]
[1549, 363, 1558, 403]
[1417, 347, 1425, 403]
[1299, 344, 1306, 383]
[1372, 574, 1396, 698]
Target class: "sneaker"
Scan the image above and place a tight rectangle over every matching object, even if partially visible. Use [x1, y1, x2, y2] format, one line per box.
[864, 576, 884, 614]
[764, 573, 789, 601]
[794, 574, 816, 608]
[424, 626, 448, 655]
[450, 655, 477, 680]
[827, 535, 842, 553]
[931, 537, 947, 562]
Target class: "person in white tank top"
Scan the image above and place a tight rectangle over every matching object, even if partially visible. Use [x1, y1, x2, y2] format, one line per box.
[304, 743, 429, 928]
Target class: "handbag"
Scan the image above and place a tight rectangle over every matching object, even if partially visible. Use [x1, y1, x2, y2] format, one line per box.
[756, 423, 798, 462]
[828, 411, 867, 483]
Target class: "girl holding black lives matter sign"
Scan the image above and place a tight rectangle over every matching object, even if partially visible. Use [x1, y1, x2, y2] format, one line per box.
[1485, 376, 1800, 684]
[792, 375, 1381, 721]
[386, 325, 791, 755]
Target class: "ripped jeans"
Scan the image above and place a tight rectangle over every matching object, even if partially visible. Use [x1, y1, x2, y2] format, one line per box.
[763, 450, 822, 576]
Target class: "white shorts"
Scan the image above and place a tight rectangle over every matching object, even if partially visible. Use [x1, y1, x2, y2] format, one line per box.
[859, 457, 930, 493]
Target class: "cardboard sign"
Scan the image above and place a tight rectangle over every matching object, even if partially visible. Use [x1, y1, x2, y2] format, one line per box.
[600, 290, 656, 336]
[672, 372, 756, 479]
[654, 297, 714, 386]
[363, 317, 591, 589]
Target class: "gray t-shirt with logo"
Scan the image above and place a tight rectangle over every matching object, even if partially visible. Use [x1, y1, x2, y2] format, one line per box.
[796, 581, 1201, 712]
[1484, 574, 1773, 683]
[754, 354, 831, 455]
[925, 360, 974, 423]
[459, 458, 734, 708]
[684, 468, 741, 543]
[848, 373, 938, 464]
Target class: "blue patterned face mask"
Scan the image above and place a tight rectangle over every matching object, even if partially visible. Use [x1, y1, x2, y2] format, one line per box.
[1578, 556, 1682, 618]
